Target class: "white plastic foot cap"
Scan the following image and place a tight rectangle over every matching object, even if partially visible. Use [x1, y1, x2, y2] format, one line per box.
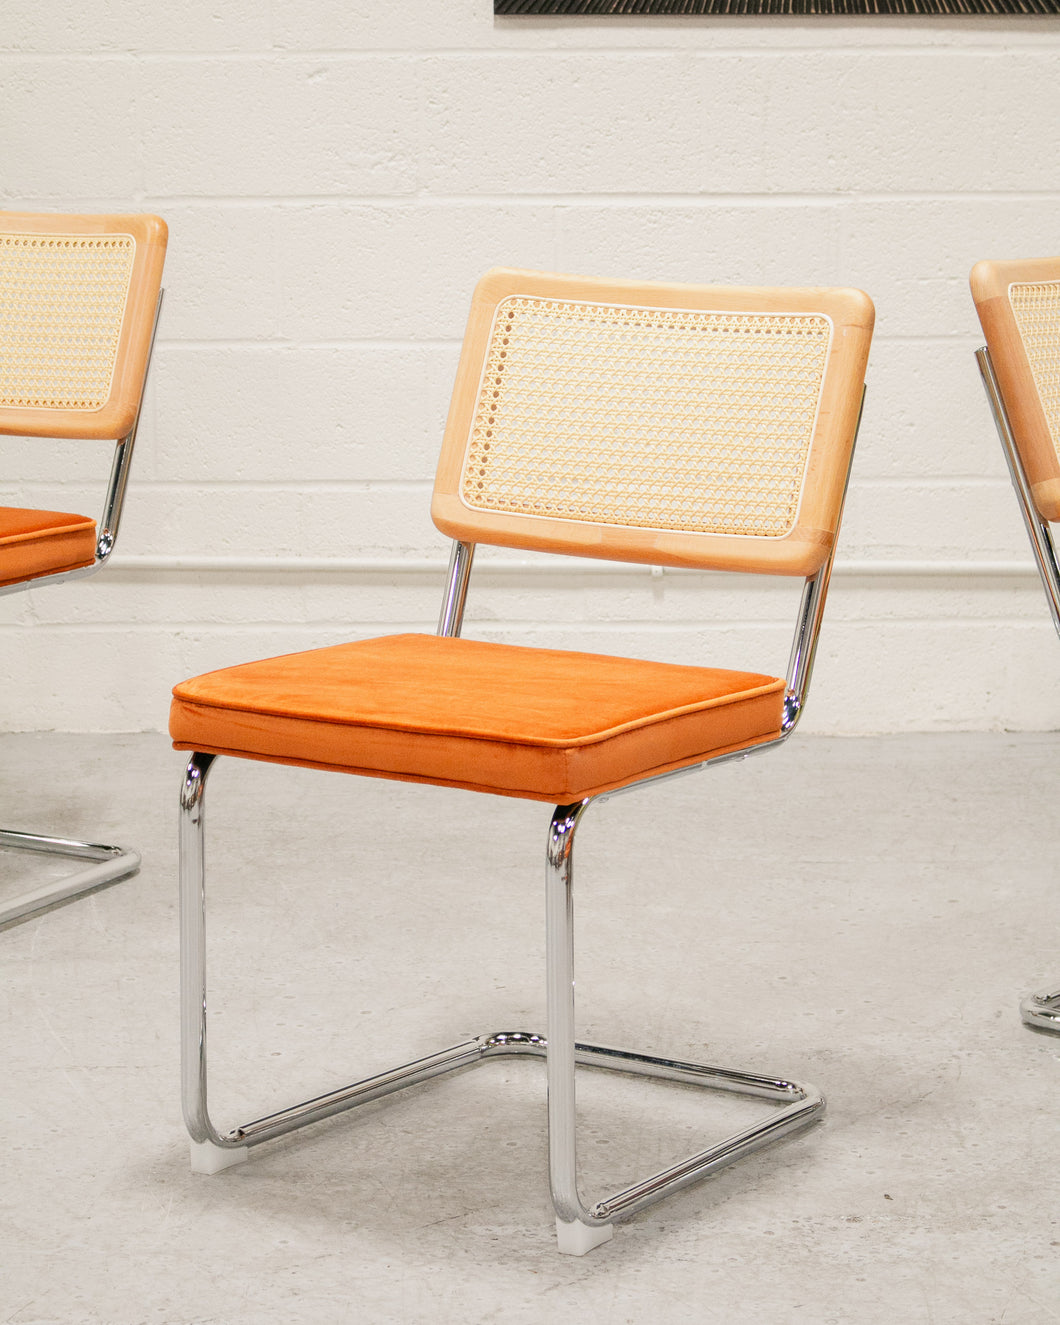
[189, 1138, 249, 1174]
[555, 1217, 614, 1256]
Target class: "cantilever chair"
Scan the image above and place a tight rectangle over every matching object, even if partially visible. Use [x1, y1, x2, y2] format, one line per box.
[972, 256, 1060, 1034]
[172, 268, 874, 1253]
[0, 211, 167, 925]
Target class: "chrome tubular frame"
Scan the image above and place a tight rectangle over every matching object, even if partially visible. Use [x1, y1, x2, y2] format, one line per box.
[542, 799, 821, 1252]
[178, 753, 823, 1248]
[1020, 987, 1060, 1033]
[179, 401, 864, 1246]
[436, 539, 475, 637]
[0, 292, 164, 925]
[976, 345, 1060, 1033]
[976, 348, 1060, 639]
[0, 831, 140, 928]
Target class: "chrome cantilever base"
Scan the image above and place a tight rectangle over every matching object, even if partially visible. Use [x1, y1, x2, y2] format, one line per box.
[184, 1030, 823, 1253]
[0, 828, 140, 927]
[180, 754, 824, 1255]
[1021, 986, 1060, 1032]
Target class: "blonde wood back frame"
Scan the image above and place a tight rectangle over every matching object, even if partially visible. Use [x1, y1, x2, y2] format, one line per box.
[0, 211, 168, 442]
[971, 257, 1060, 523]
[432, 270, 874, 577]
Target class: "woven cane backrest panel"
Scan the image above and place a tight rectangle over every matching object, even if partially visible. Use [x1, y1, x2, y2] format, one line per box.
[459, 296, 832, 539]
[0, 231, 135, 412]
[1010, 281, 1060, 461]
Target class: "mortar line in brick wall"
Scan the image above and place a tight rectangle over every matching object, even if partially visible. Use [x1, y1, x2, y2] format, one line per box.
[130, 190, 1060, 206]
[154, 334, 991, 350]
[117, 480, 436, 491]
[845, 480, 1013, 492]
[3, 41, 1058, 62]
[102, 555, 1039, 579]
[9, 477, 1005, 493]
[160, 338, 462, 350]
[0, 618, 1048, 639]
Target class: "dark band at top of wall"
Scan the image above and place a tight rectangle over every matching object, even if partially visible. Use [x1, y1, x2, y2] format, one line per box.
[495, 0, 1058, 13]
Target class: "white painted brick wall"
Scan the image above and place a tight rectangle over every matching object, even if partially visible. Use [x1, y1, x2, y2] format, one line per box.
[2, 3, 1060, 734]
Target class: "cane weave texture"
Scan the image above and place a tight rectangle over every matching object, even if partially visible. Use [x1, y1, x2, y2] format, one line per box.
[459, 296, 832, 540]
[0, 231, 135, 412]
[1010, 281, 1060, 459]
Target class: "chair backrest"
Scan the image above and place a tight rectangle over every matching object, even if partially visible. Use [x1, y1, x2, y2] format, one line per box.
[432, 269, 874, 578]
[971, 256, 1060, 523]
[0, 211, 168, 442]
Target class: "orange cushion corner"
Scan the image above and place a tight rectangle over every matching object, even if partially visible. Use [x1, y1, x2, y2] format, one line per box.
[0, 506, 96, 588]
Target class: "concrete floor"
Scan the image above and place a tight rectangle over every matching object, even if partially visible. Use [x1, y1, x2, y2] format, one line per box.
[2, 730, 1060, 1324]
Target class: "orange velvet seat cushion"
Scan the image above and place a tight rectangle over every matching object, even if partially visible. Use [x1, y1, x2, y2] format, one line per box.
[170, 634, 785, 803]
[0, 507, 96, 588]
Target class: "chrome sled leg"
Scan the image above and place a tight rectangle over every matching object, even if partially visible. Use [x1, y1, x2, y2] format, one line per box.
[180, 755, 824, 1255]
[543, 800, 823, 1253]
[0, 827, 140, 927]
[1021, 985, 1060, 1032]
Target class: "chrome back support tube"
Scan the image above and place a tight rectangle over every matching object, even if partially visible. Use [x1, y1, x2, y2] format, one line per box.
[976, 345, 1060, 640]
